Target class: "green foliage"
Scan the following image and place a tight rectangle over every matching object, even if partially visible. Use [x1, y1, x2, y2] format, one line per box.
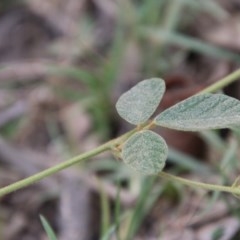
[122, 130, 168, 175]
[1, 70, 240, 199]
[140, 28, 240, 63]
[116, 78, 240, 175]
[2, 3, 240, 239]
[116, 78, 165, 125]
[155, 93, 240, 131]
[100, 187, 111, 238]
[211, 227, 224, 240]
[125, 176, 158, 240]
[40, 215, 58, 240]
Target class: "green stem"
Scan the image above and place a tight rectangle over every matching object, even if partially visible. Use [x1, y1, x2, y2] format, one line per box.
[159, 172, 240, 195]
[0, 142, 111, 197]
[0, 128, 138, 198]
[199, 68, 240, 94]
[1, 69, 240, 197]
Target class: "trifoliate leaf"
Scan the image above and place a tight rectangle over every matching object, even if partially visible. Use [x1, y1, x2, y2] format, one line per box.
[116, 78, 165, 125]
[122, 130, 168, 175]
[155, 93, 240, 131]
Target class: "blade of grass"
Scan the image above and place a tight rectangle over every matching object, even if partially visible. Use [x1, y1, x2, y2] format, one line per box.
[101, 213, 129, 240]
[138, 0, 165, 25]
[143, 0, 184, 74]
[114, 183, 122, 240]
[40, 215, 57, 240]
[53, 87, 88, 101]
[181, 0, 227, 19]
[162, 0, 185, 31]
[140, 28, 240, 62]
[195, 0, 227, 19]
[48, 66, 98, 90]
[100, 185, 111, 238]
[199, 131, 226, 152]
[100, 24, 125, 88]
[168, 148, 212, 174]
[126, 176, 161, 240]
[220, 139, 238, 171]
[196, 138, 238, 220]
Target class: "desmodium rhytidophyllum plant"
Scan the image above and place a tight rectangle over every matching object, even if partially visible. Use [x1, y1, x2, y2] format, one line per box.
[1, 69, 240, 197]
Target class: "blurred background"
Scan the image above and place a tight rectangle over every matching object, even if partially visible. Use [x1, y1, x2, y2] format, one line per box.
[1, 0, 240, 239]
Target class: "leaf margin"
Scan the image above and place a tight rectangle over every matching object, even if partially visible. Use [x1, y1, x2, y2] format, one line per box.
[116, 78, 166, 125]
[155, 93, 240, 131]
[121, 130, 168, 175]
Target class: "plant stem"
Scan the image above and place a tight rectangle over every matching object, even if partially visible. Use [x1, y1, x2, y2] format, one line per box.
[1, 69, 240, 197]
[159, 172, 240, 195]
[0, 142, 111, 197]
[0, 128, 138, 198]
[199, 68, 240, 94]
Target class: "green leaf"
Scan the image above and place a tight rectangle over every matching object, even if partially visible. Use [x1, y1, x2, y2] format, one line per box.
[116, 78, 165, 125]
[40, 215, 58, 240]
[155, 93, 240, 131]
[122, 130, 168, 175]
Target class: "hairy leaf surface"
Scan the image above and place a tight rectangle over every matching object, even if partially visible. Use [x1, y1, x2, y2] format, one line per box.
[155, 93, 240, 131]
[116, 78, 165, 125]
[122, 130, 168, 175]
